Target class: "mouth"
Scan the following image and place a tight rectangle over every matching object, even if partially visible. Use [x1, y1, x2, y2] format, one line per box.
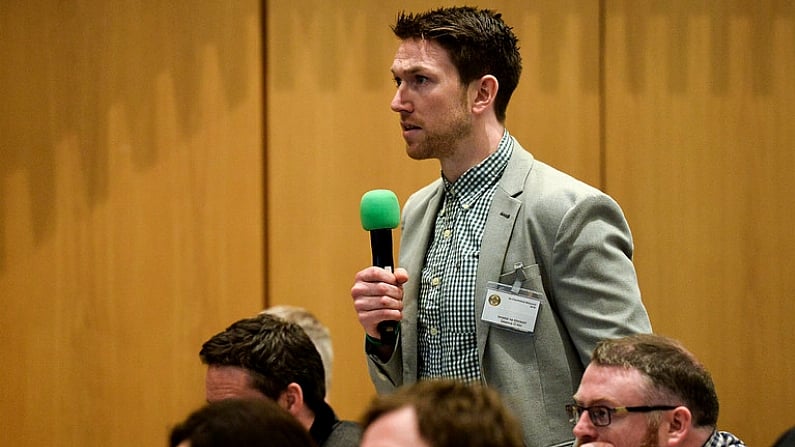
[401, 122, 421, 131]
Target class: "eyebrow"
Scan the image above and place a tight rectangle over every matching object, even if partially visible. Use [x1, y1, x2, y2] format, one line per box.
[391, 65, 426, 76]
[389, 67, 422, 76]
[572, 394, 615, 405]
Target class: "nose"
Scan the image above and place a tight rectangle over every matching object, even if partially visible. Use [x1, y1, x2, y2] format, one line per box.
[390, 86, 410, 113]
[572, 410, 597, 443]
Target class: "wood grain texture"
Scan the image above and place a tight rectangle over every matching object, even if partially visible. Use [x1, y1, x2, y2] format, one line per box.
[0, 2, 264, 445]
[604, 1, 795, 444]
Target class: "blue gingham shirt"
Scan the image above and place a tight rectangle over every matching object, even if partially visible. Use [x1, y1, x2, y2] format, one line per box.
[417, 130, 513, 381]
[703, 430, 746, 447]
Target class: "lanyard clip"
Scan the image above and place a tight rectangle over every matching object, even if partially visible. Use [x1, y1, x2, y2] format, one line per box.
[511, 262, 526, 293]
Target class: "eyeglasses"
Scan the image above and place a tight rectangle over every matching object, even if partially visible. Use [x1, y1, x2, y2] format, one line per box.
[565, 404, 678, 427]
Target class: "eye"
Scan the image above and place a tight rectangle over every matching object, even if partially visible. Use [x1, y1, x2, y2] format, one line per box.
[393, 77, 402, 88]
[415, 75, 429, 85]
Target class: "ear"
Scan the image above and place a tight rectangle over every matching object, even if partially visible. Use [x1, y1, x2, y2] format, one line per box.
[664, 406, 692, 446]
[277, 382, 305, 416]
[470, 75, 499, 115]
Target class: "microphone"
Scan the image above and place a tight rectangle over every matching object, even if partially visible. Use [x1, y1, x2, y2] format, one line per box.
[360, 189, 401, 344]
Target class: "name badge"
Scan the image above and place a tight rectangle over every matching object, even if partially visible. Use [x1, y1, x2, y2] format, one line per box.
[481, 281, 542, 333]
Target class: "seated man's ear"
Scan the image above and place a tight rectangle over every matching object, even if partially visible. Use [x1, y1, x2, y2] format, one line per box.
[665, 406, 693, 445]
[278, 383, 304, 413]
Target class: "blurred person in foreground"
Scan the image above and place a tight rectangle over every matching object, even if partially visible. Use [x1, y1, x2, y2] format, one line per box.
[360, 379, 524, 447]
[351, 6, 652, 446]
[200, 313, 361, 447]
[569, 333, 746, 447]
[169, 398, 316, 447]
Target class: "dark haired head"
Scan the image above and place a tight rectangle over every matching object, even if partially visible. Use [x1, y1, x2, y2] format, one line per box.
[392, 6, 522, 122]
[199, 313, 326, 413]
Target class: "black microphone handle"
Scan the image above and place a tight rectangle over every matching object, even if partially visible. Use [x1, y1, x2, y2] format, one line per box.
[377, 320, 399, 345]
[369, 228, 399, 344]
[369, 228, 394, 268]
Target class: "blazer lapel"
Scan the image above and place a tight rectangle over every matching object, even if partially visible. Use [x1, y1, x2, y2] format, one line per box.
[475, 144, 534, 361]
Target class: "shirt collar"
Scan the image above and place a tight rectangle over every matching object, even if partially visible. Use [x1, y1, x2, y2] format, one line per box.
[442, 130, 513, 203]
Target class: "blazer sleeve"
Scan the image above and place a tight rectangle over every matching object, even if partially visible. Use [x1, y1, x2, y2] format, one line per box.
[365, 339, 403, 393]
[529, 185, 652, 365]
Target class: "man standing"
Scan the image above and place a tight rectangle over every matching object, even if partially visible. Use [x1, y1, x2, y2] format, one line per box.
[351, 6, 651, 446]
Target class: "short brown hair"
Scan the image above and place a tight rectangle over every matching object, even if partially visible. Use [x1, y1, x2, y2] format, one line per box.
[590, 333, 719, 428]
[392, 6, 522, 122]
[361, 379, 524, 447]
[199, 313, 326, 413]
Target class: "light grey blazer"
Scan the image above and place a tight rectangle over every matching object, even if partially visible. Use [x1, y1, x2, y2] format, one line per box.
[367, 139, 652, 447]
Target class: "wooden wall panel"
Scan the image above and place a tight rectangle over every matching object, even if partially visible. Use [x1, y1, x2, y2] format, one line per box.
[0, 2, 264, 446]
[265, 0, 600, 420]
[604, 1, 795, 445]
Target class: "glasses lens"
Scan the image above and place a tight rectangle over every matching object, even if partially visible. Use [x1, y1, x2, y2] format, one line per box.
[590, 406, 610, 426]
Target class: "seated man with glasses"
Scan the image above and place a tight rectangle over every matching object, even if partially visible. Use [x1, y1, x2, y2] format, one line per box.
[567, 333, 745, 447]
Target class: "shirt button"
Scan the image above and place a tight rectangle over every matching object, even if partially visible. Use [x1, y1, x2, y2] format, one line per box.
[430, 327, 439, 336]
[443, 229, 452, 238]
[431, 277, 441, 287]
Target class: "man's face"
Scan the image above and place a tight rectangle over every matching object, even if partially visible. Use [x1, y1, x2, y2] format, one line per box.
[390, 38, 473, 162]
[572, 365, 663, 447]
[361, 406, 431, 447]
[204, 365, 267, 402]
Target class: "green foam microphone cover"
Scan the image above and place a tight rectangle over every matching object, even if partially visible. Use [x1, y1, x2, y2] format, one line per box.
[360, 189, 400, 230]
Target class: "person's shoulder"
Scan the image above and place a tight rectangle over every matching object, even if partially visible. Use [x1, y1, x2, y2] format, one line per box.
[526, 158, 602, 196]
[520, 160, 618, 215]
[323, 419, 362, 447]
[506, 139, 606, 199]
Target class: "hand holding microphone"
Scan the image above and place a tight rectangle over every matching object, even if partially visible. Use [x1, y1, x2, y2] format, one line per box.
[357, 189, 403, 345]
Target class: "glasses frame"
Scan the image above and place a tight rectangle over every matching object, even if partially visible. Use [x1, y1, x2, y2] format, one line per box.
[565, 404, 678, 427]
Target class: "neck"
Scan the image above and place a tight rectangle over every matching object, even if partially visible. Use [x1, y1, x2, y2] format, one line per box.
[294, 408, 315, 431]
[440, 122, 505, 182]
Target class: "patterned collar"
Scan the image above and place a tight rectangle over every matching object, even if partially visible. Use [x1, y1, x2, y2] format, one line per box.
[702, 429, 747, 447]
[441, 129, 513, 204]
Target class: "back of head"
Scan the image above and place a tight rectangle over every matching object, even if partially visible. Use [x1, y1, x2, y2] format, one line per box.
[772, 425, 795, 447]
[392, 6, 522, 122]
[590, 333, 719, 428]
[361, 379, 524, 447]
[199, 313, 326, 412]
[169, 398, 316, 447]
[262, 305, 334, 394]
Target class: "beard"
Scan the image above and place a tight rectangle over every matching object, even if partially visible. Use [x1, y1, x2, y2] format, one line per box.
[407, 117, 471, 160]
[405, 92, 472, 161]
[639, 417, 661, 447]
